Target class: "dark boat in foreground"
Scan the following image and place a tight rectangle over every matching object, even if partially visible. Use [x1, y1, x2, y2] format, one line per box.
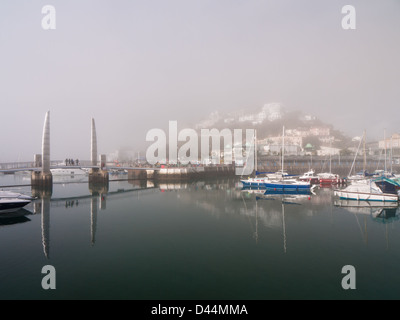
[0, 191, 33, 213]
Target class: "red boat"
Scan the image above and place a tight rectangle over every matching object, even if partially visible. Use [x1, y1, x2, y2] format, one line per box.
[298, 170, 319, 185]
[318, 173, 346, 186]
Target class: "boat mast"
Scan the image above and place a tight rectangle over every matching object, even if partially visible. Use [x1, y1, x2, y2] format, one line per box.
[329, 139, 332, 174]
[282, 126, 285, 175]
[390, 135, 393, 174]
[363, 129, 366, 175]
[254, 129, 257, 175]
[384, 129, 387, 173]
[348, 134, 363, 177]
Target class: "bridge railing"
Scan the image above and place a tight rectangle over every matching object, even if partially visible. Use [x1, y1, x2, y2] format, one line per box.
[0, 160, 93, 170]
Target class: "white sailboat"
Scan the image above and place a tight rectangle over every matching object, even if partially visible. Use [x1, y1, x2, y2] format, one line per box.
[347, 130, 372, 182]
[263, 126, 311, 192]
[318, 139, 343, 185]
[240, 129, 271, 188]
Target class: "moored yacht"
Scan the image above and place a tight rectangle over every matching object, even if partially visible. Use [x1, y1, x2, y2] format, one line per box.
[298, 169, 319, 184]
[318, 172, 345, 185]
[263, 179, 312, 191]
[51, 167, 88, 176]
[0, 191, 34, 213]
[241, 176, 269, 188]
[334, 179, 398, 202]
[263, 126, 312, 193]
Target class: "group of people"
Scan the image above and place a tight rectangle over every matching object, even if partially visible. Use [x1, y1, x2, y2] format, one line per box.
[65, 200, 79, 208]
[65, 158, 79, 166]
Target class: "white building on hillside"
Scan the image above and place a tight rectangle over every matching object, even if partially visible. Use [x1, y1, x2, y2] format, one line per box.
[317, 146, 340, 156]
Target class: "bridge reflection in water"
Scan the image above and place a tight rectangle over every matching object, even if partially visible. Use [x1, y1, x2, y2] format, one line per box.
[2, 178, 399, 259]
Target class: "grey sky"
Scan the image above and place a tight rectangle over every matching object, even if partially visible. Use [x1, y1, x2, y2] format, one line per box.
[0, 0, 399, 162]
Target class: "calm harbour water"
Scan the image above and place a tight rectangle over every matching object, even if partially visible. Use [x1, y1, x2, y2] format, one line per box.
[0, 173, 400, 300]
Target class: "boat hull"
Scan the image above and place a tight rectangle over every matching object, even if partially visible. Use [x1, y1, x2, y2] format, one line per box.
[264, 188, 311, 195]
[320, 178, 346, 185]
[0, 200, 31, 213]
[263, 182, 311, 191]
[299, 177, 319, 184]
[334, 190, 398, 202]
[241, 180, 267, 188]
[240, 177, 270, 188]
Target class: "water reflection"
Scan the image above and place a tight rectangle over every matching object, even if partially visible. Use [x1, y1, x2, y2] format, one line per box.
[28, 182, 156, 258]
[158, 180, 319, 252]
[243, 190, 311, 253]
[239, 184, 400, 251]
[31, 185, 105, 257]
[12, 179, 400, 258]
[42, 196, 50, 259]
[3, 176, 400, 300]
[240, 190, 315, 227]
[373, 208, 399, 223]
[90, 196, 97, 246]
[0, 208, 32, 226]
[334, 199, 400, 223]
[335, 198, 400, 249]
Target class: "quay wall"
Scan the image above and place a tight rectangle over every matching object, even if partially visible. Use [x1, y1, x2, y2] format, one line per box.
[127, 166, 235, 181]
[256, 155, 400, 177]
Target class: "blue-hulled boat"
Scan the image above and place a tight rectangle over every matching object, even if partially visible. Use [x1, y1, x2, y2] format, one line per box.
[262, 126, 312, 192]
[263, 179, 311, 191]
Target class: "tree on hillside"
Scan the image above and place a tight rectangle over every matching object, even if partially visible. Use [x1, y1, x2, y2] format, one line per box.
[339, 148, 353, 156]
[303, 136, 321, 150]
[331, 129, 352, 149]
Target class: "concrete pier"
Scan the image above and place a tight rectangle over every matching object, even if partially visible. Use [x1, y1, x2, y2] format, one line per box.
[89, 155, 109, 184]
[31, 171, 53, 188]
[126, 165, 235, 181]
[89, 169, 109, 184]
[127, 169, 148, 180]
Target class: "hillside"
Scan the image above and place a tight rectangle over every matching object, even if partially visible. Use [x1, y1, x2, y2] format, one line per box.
[194, 103, 353, 150]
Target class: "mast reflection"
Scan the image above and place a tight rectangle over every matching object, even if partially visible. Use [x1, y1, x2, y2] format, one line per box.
[32, 187, 52, 259]
[90, 196, 98, 246]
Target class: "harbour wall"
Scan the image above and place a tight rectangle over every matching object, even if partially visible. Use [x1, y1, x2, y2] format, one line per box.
[255, 155, 399, 176]
[127, 166, 236, 181]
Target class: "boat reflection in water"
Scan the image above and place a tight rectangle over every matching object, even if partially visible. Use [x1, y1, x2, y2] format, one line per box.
[334, 199, 400, 248]
[242, 185, 315, 197]
[334, 199, 399, 222]
[0, 208, 32, 226]
[241, 186, 314, 253]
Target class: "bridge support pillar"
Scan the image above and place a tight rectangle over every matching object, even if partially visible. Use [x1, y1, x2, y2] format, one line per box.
[31, 172, 53, 197]
[127, 169, 147, 180]
[89, 168, 109, 184]
[89, 154, 109, 184]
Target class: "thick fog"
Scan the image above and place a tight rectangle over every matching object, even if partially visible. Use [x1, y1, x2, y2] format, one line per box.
[0, 0, 399, 162]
